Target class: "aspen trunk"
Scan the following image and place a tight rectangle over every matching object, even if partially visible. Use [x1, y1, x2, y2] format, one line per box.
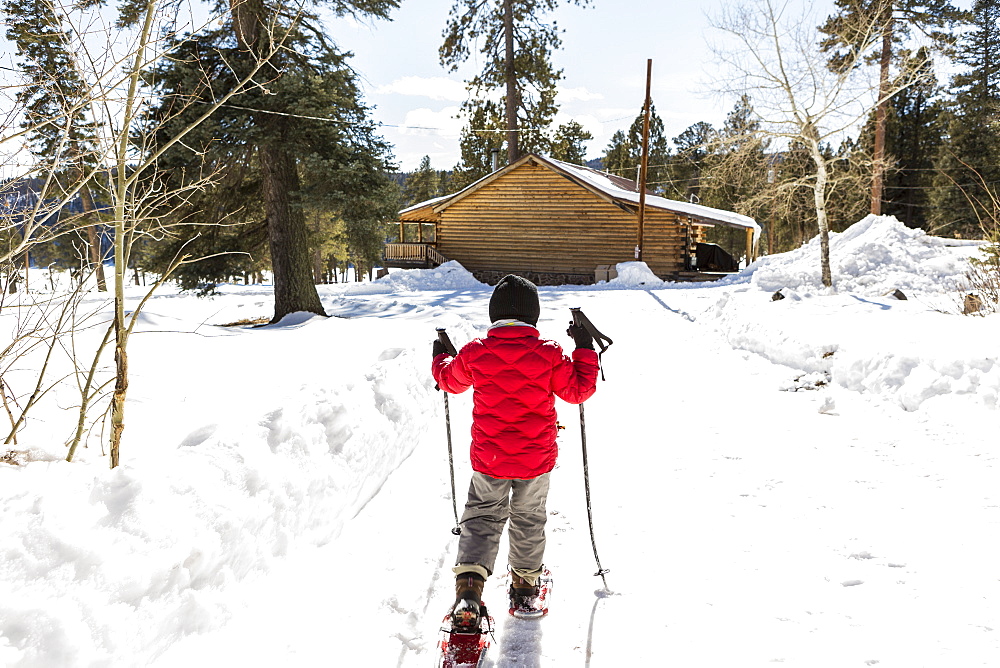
[109, 0, 158, 468]
[810, 145, 833, 288]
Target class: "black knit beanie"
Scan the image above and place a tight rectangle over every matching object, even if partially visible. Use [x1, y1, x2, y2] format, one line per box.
[489, 274, 540, 326]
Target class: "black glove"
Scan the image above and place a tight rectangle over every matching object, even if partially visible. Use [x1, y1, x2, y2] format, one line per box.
[432, 339, 449, 358]
[567, 322, 594, 350]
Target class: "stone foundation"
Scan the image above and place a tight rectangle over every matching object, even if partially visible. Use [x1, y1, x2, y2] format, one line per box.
[471, 270, 595, 286]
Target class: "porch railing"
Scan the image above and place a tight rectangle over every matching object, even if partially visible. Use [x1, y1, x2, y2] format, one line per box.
[383, 243, 449, 267]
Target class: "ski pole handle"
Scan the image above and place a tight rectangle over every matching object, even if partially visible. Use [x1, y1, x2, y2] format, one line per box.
[569, 308, 613, 354]
[436, 327, 458, 356]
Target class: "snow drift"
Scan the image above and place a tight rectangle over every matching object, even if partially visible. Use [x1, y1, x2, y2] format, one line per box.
[699, 215, 997, 412]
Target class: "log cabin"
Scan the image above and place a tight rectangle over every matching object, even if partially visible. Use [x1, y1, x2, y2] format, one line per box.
[384, 153, 760, 285]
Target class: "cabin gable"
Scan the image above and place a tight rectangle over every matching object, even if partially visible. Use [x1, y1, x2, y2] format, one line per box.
[436, 161, 696, 281]
[385, 153, 757, 283]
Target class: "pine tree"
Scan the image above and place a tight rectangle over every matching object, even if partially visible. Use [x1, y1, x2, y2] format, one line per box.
[3, 0, 107, 289]
[550, 121, 592, 164]
[441, 0, 590, 166]
[452, 101, 507, 189]
[404, 156, 442, 208]
[602, 130, 632, 179]
[139, 0, 399, 320]
[927, 0, 1000, 238]
[143, 16, 397, 297]
[699, 96, 771, 239]
[671, 121, 717, 202]
[878, 49, 945, 229]
[601, 105, 671, 192]
[819, 0, 964, 215]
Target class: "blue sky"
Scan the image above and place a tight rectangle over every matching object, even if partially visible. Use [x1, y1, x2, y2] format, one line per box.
[328, 0, 743, 172]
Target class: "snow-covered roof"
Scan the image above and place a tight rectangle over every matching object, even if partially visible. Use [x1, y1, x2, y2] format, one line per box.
[399, 154, 759, 235]
[398, 193, 452, 216]
[546, 156, 760, 233]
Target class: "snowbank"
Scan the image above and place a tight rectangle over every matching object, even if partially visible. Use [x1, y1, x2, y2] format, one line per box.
[605, 261, 666, 288]
[0, 317, 438, 666]
[743, 215, 985, 297]
[700, 216, 999, 412]
[345, 261, 484, 295]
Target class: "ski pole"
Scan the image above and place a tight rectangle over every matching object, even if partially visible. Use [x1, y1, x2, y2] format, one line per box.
[570, 308, 612, 589]
[436, 328, 462, 536]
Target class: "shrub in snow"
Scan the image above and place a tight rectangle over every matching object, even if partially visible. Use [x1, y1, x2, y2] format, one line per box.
[963, 240, 999, 314]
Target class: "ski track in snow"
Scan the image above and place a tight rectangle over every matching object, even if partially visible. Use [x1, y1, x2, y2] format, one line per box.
[2, 217, 999, 667]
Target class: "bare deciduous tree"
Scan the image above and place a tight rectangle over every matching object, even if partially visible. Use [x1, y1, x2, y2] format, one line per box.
[1, 0, 294, 466]
[709, 0, 933, 288]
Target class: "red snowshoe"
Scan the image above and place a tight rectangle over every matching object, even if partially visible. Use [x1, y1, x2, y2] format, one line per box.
[436, 603, 493, 667]
[508, 569, 552, 619]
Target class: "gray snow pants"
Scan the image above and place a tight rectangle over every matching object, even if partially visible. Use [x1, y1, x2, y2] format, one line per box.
[454, 471, 550, 583]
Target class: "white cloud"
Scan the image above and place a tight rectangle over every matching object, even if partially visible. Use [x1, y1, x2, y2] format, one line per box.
[552, 111, 603, 138]
[395, 107, 465, 137]
[376, 76, 467, 102]
[556, 85, 604, 103]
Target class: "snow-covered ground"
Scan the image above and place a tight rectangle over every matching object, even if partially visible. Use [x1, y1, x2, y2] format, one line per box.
[1, 216, 998, 667]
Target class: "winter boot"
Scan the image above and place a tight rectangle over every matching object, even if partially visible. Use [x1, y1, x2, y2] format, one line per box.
[452, 572, 485, 632]
[508, 572, 540, 610]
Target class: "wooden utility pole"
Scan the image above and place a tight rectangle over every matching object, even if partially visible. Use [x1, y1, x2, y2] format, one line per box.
[636, 59, 653, 262]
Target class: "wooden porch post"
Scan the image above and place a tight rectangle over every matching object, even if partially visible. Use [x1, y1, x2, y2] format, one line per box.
[399, 220, 404, 243]
[745, 228, 755, 266]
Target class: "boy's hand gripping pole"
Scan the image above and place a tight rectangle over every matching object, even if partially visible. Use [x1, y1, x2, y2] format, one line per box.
[570, 307, 612, 354]
[569, 308, 611, 590]
[571, 307, 612, 380]
[436, 327, 459, 357]
[435, 328, 462, 536]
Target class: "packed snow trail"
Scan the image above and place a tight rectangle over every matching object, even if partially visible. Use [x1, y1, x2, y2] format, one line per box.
[150, 286, 998, 667]
[3, 219, 998, 667]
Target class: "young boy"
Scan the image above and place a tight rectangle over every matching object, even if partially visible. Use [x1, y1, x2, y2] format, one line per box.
[432, 274, 599, 628]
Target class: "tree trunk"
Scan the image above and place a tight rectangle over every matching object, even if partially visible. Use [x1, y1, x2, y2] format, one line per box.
[80, 185, 107, 291]
[503, 0, 519, 164]
[229, 0, 325, 323]
[312, 216, 324, 284]
[260, 143, 326, 322]
[809, 146, 833, 289]
[871, 15, 893, 216]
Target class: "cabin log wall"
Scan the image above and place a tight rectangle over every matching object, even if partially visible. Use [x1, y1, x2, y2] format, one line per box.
[437, 163, 702, 279]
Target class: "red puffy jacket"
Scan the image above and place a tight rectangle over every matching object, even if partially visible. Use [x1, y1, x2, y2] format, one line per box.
[432, 325, 599, 479]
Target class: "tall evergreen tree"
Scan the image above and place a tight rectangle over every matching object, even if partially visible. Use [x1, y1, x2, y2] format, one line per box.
[700, 96, 770, 222]
[929, 0, 1000, 237]
[671, 121, 717, 202]
[404, 155, 442, 208]
[819, 0, 964, 215]
[601, 104, 671, 192]
[602, 130, 633, 179]
[879, 49, 945, 229]
[3, 0, 107, 289]
[440, 0, 590, 166]
[451, 100, 507, 189]
[143, 14, 397, 299]
[135, 0, 399, 321]
[550, 120, 592, 164]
